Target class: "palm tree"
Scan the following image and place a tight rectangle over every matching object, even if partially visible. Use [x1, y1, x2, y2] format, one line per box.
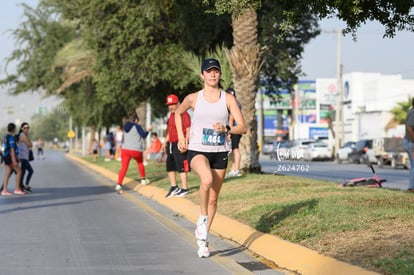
[181, 45, 233, 90]
[52, 38, 100, 149]
[226, 8, 264, 172]
[52, 38, 96, 94]
[386, 98, 412, 132]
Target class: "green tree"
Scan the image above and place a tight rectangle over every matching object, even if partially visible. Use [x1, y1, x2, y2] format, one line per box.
[52, 38, 95, 95]
[258, 0, 320, 90]
[0, 2, 77, 95]
[30, 106, 70, 142]
[51, 0, 233, 115]
[51, 38, 121, 130]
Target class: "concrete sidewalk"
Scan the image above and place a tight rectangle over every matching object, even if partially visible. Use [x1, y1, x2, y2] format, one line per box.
[66, 153, 379, 275]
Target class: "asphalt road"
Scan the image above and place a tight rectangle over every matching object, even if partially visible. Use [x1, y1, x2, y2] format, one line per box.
[0, 150, 283, 275]
[260, 155, 409, 190]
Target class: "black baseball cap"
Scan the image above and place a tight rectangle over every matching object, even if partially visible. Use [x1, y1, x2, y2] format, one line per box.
[201, 58, 221, 72]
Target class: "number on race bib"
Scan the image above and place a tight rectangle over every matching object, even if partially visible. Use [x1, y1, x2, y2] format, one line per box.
[202, 128, 225, 146]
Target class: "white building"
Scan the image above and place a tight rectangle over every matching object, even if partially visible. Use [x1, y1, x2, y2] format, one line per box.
[342, 72, 414, 142]
[259, 73, 414, 145]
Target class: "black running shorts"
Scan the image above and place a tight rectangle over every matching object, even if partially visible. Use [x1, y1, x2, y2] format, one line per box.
[166, 142, 189, 173]
[231, 134, 242, 150]
[186, 150, 229, 170]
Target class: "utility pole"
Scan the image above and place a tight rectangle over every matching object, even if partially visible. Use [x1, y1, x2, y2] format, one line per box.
[146, 100, 152, 148]
[257, 87, 264, 154]
[332, 29, 343, 156]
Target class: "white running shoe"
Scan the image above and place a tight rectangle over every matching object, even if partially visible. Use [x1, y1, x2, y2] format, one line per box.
[115, 184, 123, 194]
[227, 170, 241, 178]
[226, 170, 235, 178]
[233, 170, 242, 177]
[194, 218, 208, 241]
[197, 240, 210, 258]
[141, 178, 150, 185]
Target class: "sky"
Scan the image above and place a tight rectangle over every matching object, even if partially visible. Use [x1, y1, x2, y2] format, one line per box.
[0, 0, 60, 127]
[1, 1, 414, 82]
[1, 0, 38, 80]
[301, 18, 414, 79]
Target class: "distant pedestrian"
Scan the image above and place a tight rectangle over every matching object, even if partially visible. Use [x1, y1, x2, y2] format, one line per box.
[163, 94, 191, 198]
[18, 122, 34, 193]
[115, 125, 123, 161]
[174, 58, 246, 257]
[37, 137, 45, 159]
[103, 134, 112, 162]
[91, 138, 99, 161]
[115, 112, 152, 194]
[225, 88, 243, 178]
[1, 123, 25, 196]
[100, 136, 107, 158]
[403, 97, 414, 192]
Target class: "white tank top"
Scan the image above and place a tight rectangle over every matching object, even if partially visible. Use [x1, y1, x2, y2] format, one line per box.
[188, 90, 230, 153]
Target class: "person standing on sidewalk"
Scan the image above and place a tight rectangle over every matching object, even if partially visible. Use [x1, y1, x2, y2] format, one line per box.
[174, 58, 246, 257]
[91, 138, 99, 161]
[403, 97, 414, 192]
[18, 122, 34, 193]
[225, 87, 243, 178]
[114, 125, 123, 161]
[1, 123, 25, 196]
[163, 94, 191, 198]
[143, 132, 162, 166]
[115, 112, 151, 194]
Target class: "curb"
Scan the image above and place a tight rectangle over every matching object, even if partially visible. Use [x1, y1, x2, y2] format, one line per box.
[66, 153, 379, 275]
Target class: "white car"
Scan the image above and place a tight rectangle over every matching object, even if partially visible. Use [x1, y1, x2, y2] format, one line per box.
[290, 139, 315, 160]
[303, 142, 332, 161]
[336, 141, 356, 163]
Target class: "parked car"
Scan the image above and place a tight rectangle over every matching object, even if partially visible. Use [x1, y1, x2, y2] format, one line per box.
[270, 140, 292, 160]
[348, 139, 376, 164]
[262, 141, 275, 155]
[336, 141, 356, 163]
[290, 139, 315, 160]
[303, 142, 332, 161]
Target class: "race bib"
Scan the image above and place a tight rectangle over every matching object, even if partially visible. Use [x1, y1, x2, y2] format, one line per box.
[202, 128, 225, 146]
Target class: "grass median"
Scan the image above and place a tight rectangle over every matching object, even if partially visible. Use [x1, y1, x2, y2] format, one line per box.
[82, 156, 414, 275]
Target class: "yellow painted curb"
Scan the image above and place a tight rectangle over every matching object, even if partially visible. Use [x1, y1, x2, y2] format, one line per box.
[67, 153, 379, 275]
